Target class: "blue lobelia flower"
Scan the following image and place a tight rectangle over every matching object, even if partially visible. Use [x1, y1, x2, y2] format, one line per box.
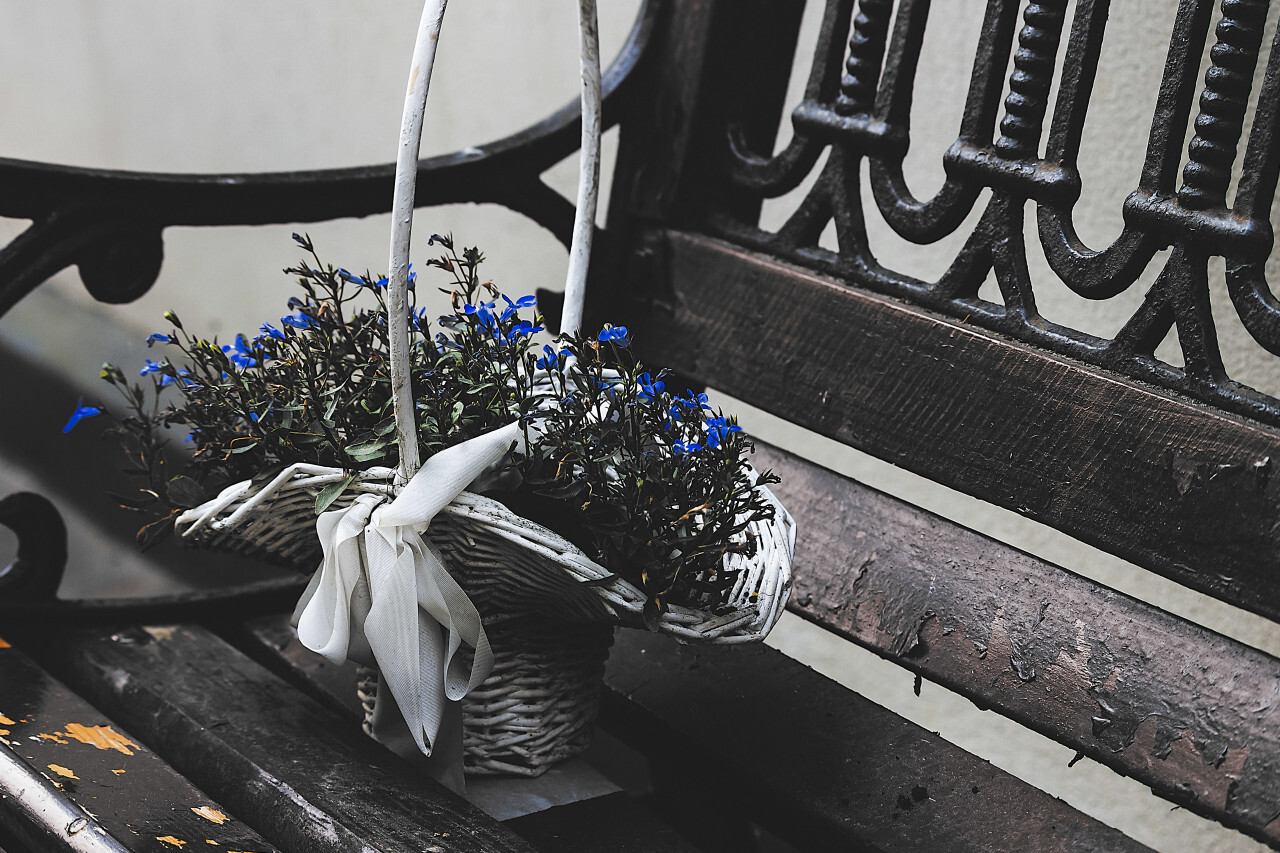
[503, 293, 538, 309]
[535, 345, 569, 370]
[704, 415, 743, 449]
[509, 319, 544, 340]
[63, 399, 102, 433]
[145, 332, 172, 347]
[222, 334, 258, 370]
[499, 293, 537, 321]
[256, 322, 286, 342]
[139, 359, 164, 376]
[281, 313, 314, 330]
[672, 440, 701, 455]
[637, 372, 665, 404]
[159, 368, 194, 389]
[678, 390, 712, 411]
[597, 325, 629, 345]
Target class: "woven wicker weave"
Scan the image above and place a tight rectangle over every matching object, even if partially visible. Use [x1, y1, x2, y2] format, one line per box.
[357, 618, 614, 776]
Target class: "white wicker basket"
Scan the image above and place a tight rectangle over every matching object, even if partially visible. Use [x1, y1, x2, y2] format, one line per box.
[173, 0, 795, 779]
[177, 465, 794, 775]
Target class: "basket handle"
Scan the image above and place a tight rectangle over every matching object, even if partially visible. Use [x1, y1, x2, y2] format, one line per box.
[387, 0, 603, 483]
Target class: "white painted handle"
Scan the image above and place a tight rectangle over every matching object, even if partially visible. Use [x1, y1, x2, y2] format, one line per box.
[388, 0, 449, 483]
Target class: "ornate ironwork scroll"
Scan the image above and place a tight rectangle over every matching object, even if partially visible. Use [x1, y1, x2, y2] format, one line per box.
[714, 0, 1280, 428]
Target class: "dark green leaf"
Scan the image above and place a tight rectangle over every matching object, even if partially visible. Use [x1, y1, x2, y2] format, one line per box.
[315, 472, 358, 514]
[165, 475, 205, 508]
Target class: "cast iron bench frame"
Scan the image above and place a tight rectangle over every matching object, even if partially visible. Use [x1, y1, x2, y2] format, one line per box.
[3, 0, 1280, 850]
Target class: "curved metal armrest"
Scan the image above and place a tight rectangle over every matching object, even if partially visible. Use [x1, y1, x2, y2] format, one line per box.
[0, 0, 660, 317]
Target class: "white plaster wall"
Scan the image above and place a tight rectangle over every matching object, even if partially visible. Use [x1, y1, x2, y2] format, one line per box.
[1, 2, 1277, 851]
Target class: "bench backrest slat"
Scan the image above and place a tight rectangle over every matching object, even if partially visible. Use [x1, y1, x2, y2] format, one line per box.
[609, 0, 1280, 619]
[633, 228, 1280, 619]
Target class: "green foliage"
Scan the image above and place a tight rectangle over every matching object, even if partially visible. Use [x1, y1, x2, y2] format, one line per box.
[86, 235, 777, 613]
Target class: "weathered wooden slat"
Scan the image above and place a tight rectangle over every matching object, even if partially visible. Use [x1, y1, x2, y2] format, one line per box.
[503, 793, 696, 853]
[41, 624, 538, 853]
[635, 228, 1280, 622]
[0, 637, 277, 853]
[601, 630, 1155, 853]
[751, 440, 1280, 847]
[234, 616, 701, 852]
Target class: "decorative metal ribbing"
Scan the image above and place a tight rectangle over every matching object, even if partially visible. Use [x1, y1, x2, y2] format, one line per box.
[711, 0, 1280, 428]
[836, 0, 895, 115]
[1179, 0, 1268, 210]
[994, 0, 1070, 160]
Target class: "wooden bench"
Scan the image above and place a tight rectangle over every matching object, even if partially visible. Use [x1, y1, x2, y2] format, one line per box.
[4, 0, 1280, 850]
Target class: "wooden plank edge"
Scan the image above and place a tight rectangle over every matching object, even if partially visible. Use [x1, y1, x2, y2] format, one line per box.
[751, 439, 1280, 847]
[233, 615, 703, 852]
[40, 624, 537, 853]
[0, 637, 277, 853]
[600, 630, 1156, 853]
[636, 227, 1280, 621]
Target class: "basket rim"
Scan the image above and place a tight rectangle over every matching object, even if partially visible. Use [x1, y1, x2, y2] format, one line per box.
[175, 463, 795, 643]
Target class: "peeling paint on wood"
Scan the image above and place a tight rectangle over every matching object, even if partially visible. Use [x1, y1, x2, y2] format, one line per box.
[0, 640, 278, 851]
[51, 623, 539, 853]
[143, 626, 177, 642]
[156, 836, 188, 848]
[191, 806, 227, 824]
[62, 723, 137, 755]
[0, 636, 11, 648]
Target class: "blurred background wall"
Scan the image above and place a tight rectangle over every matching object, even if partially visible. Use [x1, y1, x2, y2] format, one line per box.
[1, 2, 1277, 850]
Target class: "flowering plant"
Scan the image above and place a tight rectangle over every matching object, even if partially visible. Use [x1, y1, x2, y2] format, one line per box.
[78, 234, 778, 619]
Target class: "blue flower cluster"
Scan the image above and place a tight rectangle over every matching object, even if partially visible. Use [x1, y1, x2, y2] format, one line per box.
[462, 294, 543, 345]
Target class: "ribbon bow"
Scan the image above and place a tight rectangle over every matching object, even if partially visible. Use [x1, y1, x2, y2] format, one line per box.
[292, 420, 524, 792]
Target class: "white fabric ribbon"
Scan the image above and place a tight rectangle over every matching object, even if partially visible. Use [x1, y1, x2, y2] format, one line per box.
[292, 420, 525, 792]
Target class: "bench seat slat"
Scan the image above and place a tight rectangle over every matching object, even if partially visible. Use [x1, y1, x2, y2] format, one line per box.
[42, 624, 537, 853]
[236, 616, 702, 852]
[753, 440, 1280, 847]
[0, 637, 277, 853]
[601, 630, 1156, 853]
[636, 228, 1280, 622]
